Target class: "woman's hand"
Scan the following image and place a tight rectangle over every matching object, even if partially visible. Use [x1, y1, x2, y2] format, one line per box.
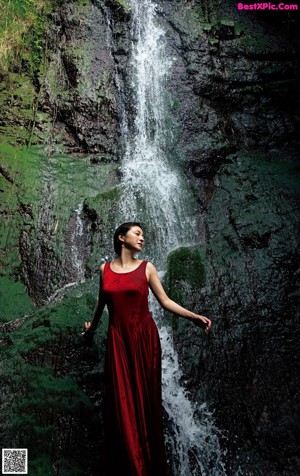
[190, 315, 212, 333]
[82, 321, 94, 336]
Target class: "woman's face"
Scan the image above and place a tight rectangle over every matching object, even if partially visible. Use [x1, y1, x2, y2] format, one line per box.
[120, 226, 144, 252]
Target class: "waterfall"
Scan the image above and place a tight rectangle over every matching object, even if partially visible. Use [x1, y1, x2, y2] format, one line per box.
[46, 203, 86, 304]
[116, 0, 227, 474]
[69, 203, 86, 284]
[119, 0, 199, 257]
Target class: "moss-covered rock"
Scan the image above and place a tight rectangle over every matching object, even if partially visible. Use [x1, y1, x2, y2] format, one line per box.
[0, 0, 56, 74]
[176, 152, 300, 473]
[41, 0, 120, 154]
[166, 246, 206, 305]
[115, 0, 131, 12]
[1, 286, 108, 476]
[0, 278, 33, 323]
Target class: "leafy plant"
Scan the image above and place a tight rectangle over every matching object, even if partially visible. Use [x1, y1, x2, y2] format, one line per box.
[0, 0, 57, 73]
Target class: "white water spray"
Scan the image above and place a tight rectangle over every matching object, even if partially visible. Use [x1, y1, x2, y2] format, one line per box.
[68, 203, 86, 284]
[119, 0, 198, 257]
[117, 0, 227, 474]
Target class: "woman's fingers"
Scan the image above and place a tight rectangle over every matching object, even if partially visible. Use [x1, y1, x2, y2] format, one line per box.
[193, 315, 212, 332]
[204, 318, 212, 332]
[82, 322, 91, 335]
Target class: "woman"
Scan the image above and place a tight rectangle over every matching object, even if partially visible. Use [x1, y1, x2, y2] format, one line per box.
[83, 222, 212, 476]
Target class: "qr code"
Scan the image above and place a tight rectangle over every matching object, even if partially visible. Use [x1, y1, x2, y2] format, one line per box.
[2, 449, 28, 474]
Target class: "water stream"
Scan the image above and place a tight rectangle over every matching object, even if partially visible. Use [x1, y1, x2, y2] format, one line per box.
[68, 203, 86, 284]
[116, 0, 227, 474]
[118, 0, 199, 257]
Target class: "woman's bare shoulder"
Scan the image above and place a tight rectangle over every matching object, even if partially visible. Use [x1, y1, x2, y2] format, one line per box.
[99, 262, 106, 274]
[146, 261, 156, 270]
[145, 261, 157, 280]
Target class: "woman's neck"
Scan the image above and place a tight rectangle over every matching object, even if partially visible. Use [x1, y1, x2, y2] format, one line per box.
[115, 249, 139, 268]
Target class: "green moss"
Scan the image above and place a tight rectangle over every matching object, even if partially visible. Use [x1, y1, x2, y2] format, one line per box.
[0, 143, 42, 275]
[75, 0, 91, 8]
[0, 0, 57, 74]
[207, 152, 299, 258]
[9, 292, 95, 351]
[220, 19, 235, 27]
[166, 246, 207, 332]
[189, 4, 206, 22]
[47, 43, 116, 107]
[84, 186, 119, 216]
[0, 277, 34, 323]
[115, 0, 131, 12]
[99, 187, 120, 201]
[167, 246, 206, 304]
[27, 372, 92, 410]
[29, 455, 55, 476]
[171, 98, 181, 110]
[0, 73, 40, 145]
[0, 135, 118, 316]
[171, 5, 204, 43]
[203, 23, 212, 32]
[6, 364, 93, 457]
[1, 285, 106, 470]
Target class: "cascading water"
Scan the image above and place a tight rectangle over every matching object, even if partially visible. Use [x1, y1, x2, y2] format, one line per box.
[119, 0, 199, 257]
[116, 0, 227, 474]
[47, 203, 86, 304]
[68, 203, 86, 283]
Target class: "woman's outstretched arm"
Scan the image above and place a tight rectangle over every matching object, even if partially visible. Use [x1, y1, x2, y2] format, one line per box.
[147, 262, 212, 333]
[82, 263, 106, 336]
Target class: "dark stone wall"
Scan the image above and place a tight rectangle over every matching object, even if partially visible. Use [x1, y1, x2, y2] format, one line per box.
[162, 2, 300, 473]
[41, 0, 120, 155]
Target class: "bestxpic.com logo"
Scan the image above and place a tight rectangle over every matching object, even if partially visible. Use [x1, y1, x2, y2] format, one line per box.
[237, 2, 298, 9]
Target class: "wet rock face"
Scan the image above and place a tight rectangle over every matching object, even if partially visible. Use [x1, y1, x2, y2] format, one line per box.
[159, 2, 300, 473]
[0, 294, 108, 476]
[158, 1, 299, 199]
[41, 1, 121, 155]
[167, 154, 300, 474]
[202, 156, 299, 474]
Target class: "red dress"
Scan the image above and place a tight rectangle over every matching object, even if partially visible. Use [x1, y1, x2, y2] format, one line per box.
[103, 261, 167, 476]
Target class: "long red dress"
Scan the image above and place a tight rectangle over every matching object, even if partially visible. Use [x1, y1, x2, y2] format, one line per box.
[102, 260, 167, 476]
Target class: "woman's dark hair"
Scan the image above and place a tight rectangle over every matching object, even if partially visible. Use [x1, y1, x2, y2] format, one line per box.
[113, 222, 142, 255]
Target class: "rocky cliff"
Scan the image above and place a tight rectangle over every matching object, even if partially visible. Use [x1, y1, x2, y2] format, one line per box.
[0, 0, 299, 474]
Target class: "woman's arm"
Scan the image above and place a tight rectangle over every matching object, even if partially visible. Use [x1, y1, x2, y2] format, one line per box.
[82, 263, 106, 336]
[146, 262, 212, 333]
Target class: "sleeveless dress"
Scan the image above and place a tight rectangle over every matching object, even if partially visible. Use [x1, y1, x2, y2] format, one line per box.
[102, 261, 167, 476]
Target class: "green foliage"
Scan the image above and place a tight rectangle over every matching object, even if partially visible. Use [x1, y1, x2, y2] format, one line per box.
[1, 292, 102, 468]
[0, 145, 38, 282]
[0, 277, 34, 323]
[7, 365, 92, 453]
[0, 143, 42, 278]
[9, 293, 95, 352]
[0, 0, 58, 73]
